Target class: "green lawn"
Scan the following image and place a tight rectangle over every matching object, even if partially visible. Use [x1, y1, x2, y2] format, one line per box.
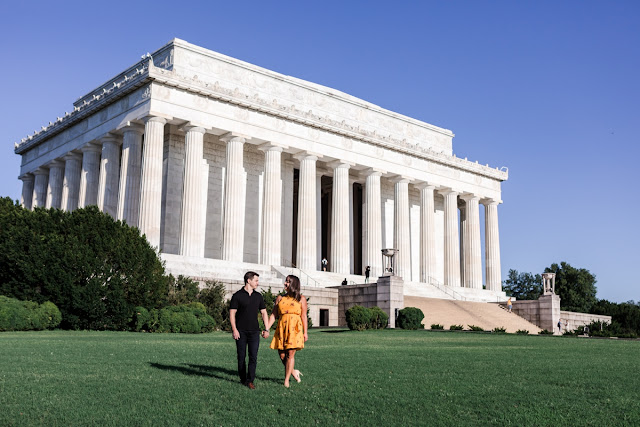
[1, 330, 638, 426]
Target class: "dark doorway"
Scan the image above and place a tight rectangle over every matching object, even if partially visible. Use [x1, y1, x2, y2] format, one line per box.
[319, 309, 329, 327]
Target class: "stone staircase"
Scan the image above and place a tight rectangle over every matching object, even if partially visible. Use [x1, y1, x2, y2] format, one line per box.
[404, 296, 542, 333]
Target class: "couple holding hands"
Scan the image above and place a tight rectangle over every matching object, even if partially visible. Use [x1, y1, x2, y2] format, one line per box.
[229, 271, 308, 389]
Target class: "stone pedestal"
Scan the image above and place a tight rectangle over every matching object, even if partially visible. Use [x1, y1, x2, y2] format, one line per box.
[376, 275, 404, 329]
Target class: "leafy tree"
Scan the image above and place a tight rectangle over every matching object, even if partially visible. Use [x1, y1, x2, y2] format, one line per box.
[0, 198, 170, 330]
[591, 299, 640, 336]
[502, 269, 542, 300]
[167, 275, 200, 306]
[545, 262, 597, 313]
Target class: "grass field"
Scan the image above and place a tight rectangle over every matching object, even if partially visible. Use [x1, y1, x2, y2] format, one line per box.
[1, 329, 638, 426]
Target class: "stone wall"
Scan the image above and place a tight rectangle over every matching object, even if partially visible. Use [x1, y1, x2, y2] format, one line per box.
[560, 310, 611, 334]
[332, 275, 403, 328]
[509, 295, 612, 335]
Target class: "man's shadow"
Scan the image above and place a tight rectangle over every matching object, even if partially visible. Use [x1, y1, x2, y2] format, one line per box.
[149, 363, 281, 383]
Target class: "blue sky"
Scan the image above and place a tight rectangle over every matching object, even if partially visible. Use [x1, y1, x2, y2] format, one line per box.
[1, 1, 638, 302]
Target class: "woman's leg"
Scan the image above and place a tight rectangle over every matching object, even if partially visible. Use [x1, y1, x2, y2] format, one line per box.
[284, 349, 296, 387]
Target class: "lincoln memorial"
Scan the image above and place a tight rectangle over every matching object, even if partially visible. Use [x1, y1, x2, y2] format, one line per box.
[14, 39, 509, 324]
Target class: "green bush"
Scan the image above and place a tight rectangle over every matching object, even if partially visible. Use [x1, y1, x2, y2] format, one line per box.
[430, 324, 444, 330]
[396, 307, 424, 330]
[369, 306, 389, 329]
[493, 327, 506, 333]
[0, 296, 61, 331]
[449, 324, 463, 331]
[0, 199, 170, 331]
[538, 329, 554, 335]
[132, 306, 150, 332]
[135, 303, 215, 333]
[198, 281, 228, 329]
[516, 329, 530, 335]
[468, 325, 484, 331]
[346, 305, 370, 331]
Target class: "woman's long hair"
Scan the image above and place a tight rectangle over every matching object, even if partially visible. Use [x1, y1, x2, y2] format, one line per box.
[286, 275, 302, 302]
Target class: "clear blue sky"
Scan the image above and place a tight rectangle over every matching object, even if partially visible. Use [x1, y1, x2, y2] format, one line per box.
[1, 1, 638, 303]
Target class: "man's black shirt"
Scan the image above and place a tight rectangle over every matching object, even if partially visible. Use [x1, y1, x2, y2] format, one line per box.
[229, 287, 266, 331]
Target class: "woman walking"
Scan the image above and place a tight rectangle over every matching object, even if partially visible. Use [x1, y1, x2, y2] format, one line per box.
[267, 275, 308, 388]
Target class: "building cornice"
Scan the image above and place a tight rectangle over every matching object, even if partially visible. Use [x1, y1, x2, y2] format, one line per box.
[14, 40, 508, 182]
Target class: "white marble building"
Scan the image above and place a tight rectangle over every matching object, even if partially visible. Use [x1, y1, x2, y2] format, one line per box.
[14, 38, 508, 306]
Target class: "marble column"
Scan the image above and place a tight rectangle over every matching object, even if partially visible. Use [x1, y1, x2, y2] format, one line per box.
[393, 177, 411, 280]
[461, 194, 482, 289]
[32, 168, 49, 209]
[221, 133, 246, 262]
[363, 170, 383, 278]
[78, 143, 102, 208]
[295, 153, 318, 271]
[441, 189, 461, 287]
[19, 174, 34, 210]
[316, 170, 323, 270]
[329, 161, 351, 274]
[417, 183, 436, 283]
[45, 161, 64, 209]
[117, 124, 144, 225]
[485, 200, 502, 291]
[459, 204, 466, 286]
[61, 153, 82, 212]
[138, 116, 167, 249]
[179, 125, 207, 257]
[97, 134, 121, 217]
[260, 144, 283, 266]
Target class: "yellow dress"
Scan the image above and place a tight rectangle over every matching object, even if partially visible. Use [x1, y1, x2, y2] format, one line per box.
[270, 296, 305, 350]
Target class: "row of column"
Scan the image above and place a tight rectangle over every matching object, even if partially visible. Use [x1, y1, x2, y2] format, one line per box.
[19, 116, 501, 291]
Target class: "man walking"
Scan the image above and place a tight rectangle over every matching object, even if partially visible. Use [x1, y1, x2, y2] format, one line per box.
[230, 271, 270, 389]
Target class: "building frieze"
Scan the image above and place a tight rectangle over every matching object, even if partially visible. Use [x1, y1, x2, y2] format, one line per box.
[14, 48, 507, 181]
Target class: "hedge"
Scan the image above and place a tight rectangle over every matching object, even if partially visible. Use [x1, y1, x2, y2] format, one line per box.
[0, 295, 62, 331]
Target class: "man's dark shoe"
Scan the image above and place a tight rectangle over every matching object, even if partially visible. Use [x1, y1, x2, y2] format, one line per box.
[247, 382, 256, 390]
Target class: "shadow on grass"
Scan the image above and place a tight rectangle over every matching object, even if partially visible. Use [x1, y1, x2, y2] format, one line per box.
[319, 329, 351, 333]
[149, 362, 282, 384]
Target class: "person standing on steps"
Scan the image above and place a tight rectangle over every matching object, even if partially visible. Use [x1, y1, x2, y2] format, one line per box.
[507, 297, 512, 313]
[321, 257, 328, 271]
[365, 266, 370, 284]
[229, 271, 270, 390]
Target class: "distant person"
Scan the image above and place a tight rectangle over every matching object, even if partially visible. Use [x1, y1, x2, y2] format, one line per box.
[266, 275, 308, 388]
[507, 297, 512, 313]
[342, 278, 347, 286]
[557, 319, 563, 334]
[365, 266, 370, 283]
[321, 257, 328, 271]
[229, 271, 270, 390]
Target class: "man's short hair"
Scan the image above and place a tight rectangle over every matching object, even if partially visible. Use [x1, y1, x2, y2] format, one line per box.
[244, 271, 259, 284]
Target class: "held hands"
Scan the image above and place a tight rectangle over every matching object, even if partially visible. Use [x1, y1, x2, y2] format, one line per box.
[261, 330, 270, 339]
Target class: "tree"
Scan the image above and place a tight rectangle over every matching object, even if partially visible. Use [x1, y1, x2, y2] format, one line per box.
[545, 262, 597, 313]
[0, 198, 170, 330]
[502, 269, 542, 300]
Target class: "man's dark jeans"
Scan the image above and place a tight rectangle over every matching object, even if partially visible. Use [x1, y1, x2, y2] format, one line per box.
[236, 330, 260, 384]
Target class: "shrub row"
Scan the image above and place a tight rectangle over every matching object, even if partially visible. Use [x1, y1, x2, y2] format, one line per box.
[0, 296, 62, 331]
[345, 305, 389, 331]
[132, 303, 215, 333]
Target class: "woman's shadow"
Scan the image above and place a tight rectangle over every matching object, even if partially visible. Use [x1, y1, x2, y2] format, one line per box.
[149, 363, 281, 383]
